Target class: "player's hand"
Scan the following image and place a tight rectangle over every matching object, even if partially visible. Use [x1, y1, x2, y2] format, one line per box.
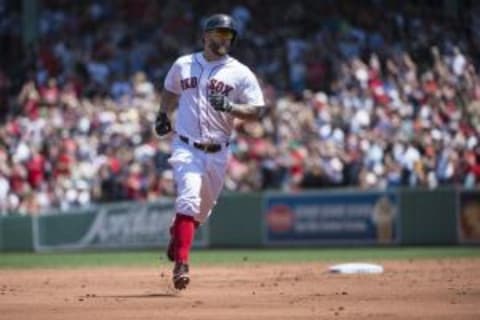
[154, 112, 172, 136]
[208, 93, 233, 113]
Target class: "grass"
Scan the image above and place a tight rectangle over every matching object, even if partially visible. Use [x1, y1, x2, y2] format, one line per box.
[0, 247, 479, 269]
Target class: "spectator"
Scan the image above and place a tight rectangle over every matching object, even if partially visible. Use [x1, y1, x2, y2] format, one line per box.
[0, 0, 479, 214]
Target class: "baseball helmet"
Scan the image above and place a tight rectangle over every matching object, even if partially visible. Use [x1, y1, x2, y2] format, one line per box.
[203, 14, 238, 42]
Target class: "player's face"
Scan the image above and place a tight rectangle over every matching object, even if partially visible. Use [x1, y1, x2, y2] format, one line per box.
[205, 29, 233, 57]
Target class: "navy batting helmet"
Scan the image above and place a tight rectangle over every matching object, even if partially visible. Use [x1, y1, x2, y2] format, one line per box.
[203, 14, 238, 42]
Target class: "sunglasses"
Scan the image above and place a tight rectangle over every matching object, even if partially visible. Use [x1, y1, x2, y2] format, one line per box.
[209, 29, 234, 40]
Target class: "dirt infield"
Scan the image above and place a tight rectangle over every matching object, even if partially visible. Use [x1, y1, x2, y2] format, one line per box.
[1, 259, 479, 320]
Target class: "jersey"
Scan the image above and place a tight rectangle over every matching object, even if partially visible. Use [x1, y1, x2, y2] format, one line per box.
[163, 51, 265, 224]
[164, 52, 265, 144]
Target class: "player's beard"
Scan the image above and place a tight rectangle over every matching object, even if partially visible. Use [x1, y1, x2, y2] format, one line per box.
[209, 40, 230, 57]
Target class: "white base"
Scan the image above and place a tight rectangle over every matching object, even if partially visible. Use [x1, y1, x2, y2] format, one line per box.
[328, 262, 384, 274]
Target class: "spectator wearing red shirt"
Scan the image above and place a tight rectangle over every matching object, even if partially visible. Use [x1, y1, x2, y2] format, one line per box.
[9, 163, 28, 195]
[54, 144, 75, 178]
[26, 149, 46, 190]
[124, 163, 145, 201]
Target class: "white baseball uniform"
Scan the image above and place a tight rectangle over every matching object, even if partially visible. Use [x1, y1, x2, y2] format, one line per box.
[164, 52, 265, 223]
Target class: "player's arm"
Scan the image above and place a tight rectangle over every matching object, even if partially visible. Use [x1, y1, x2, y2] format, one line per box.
[154, 89, 179, 136]
[208, 96, 267, 121]
[228, 103, 268, 121]
[208, 71, 267, 121]
[155, 58, 182, 136]
[159, 89, 180, 117]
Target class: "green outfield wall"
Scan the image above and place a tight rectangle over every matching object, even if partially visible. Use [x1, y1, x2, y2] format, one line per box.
[209, 192, 263, 247]
[398, 188, 458, 245]
[0, 188, 478, 251]
[0, 214, 33, 251]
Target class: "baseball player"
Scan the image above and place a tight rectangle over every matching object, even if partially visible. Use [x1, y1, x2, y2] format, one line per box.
[154, 13, 266, 290]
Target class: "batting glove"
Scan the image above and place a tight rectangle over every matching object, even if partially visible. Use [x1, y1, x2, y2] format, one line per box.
[154, 112, 172, 136]
[208, 93, 233, 113]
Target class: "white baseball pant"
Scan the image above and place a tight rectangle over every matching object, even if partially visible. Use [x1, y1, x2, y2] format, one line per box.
[168, 136, 229, 224]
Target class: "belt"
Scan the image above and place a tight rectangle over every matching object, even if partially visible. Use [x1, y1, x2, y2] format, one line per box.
[179, 135, 229, 153]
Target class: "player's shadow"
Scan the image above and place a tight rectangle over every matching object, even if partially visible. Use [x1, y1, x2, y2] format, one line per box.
[90, 292, 180, 299]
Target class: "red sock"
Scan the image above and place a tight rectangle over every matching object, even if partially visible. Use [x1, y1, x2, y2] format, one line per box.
[173, 214, 196, 263]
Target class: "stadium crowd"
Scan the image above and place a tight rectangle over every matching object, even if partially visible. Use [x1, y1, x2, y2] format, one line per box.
[0, 0, 480, 215]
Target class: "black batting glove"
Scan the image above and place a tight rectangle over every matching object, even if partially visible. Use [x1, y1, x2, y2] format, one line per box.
[208, 93, 233, 113]
[154, 112, 172, 136]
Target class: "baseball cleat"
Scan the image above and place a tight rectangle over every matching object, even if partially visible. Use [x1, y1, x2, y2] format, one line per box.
[173, 262, 190, 290]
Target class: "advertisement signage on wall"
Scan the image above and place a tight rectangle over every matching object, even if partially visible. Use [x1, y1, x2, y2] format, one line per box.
[263, 191, 398, 245]
[32, 200, 209, 252]
[457, 190, 480, 244]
